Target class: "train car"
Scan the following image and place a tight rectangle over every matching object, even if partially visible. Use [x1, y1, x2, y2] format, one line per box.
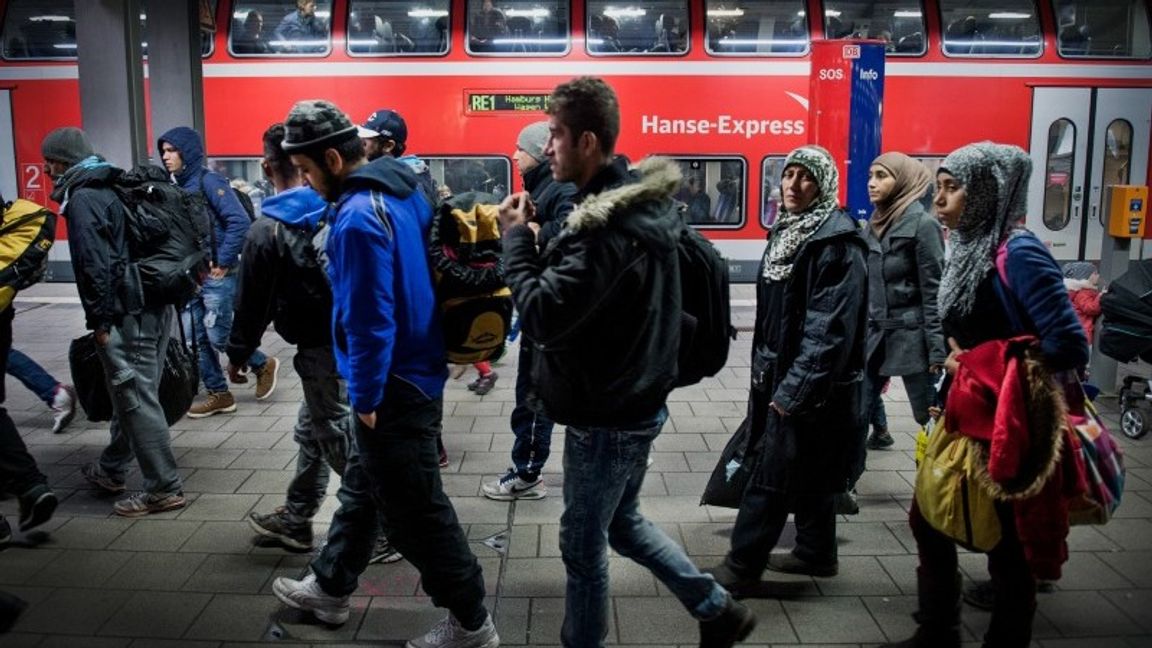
[0, 0, 1149, 281]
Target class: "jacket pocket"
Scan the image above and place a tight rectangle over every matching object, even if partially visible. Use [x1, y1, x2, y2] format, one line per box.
[751, 345, 776, 393]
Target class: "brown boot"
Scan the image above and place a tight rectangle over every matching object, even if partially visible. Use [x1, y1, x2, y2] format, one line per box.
[187, 391, 237, 418]
[254, 357, 280, 400]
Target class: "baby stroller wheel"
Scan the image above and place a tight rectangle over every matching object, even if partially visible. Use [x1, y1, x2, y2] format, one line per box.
[1121, 403, 1151, 440]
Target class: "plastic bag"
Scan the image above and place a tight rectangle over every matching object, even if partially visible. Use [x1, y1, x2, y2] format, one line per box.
[701, 416, 759, 509]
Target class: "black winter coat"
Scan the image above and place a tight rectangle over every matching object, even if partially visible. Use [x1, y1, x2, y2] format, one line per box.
[522, 161, 577, 249]
[750, 211, 868, 494]
[226, 216, 333, 366]
[504, 157, 683, 427]
[50, 163, 134, 332]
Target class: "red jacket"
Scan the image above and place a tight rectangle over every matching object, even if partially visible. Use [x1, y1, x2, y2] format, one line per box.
[945, 336, 1087, 580]
[1067, 286, 1102, 343]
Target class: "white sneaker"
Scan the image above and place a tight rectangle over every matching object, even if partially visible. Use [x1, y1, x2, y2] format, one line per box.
[481, 470, 545, 501]
[407, 612, 499, 648]
[50, 385, 77, 434]
[272, 573, 350, 625]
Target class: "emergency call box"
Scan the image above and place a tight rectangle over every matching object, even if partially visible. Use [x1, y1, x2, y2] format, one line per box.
[1104, 185, 1148, 239]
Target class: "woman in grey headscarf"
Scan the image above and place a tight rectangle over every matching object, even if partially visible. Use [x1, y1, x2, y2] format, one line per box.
[882, 142, 1087, 648]
[709, 146, 868, 587]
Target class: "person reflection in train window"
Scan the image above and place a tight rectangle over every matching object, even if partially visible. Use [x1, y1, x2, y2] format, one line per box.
[375, 17, 416, 53]
[650, 13, 686, 52]
[233, 10, 271, 54]
[685, 176, 711, 223]
[761, 186, 780, 229]
[712, 177, 740, 223]
[273, 0, 328, 52]
[708, 145, 867, 593]
[470, 0, 508, 52]
[589, 14, 623, 53]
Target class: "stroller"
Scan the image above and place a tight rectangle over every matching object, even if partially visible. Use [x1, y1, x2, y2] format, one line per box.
[1098, 258, 1152, 439]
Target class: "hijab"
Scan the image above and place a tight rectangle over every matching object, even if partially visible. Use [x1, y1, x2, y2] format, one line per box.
[937, 141, 1032, 320]
[763, 145, 839, 282]
[869, 152, 932, 238]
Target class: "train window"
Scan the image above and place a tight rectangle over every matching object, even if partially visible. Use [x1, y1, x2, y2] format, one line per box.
[466, 0, 570, 55]
[1052, 0, 1151, 58]
[939, 0, 1041, 57]
[821, 1, 927, 56]
[1102, 119, 1133, 187]
[673, 157, 746, 228]
[1042, 119, 1076, 232]
[206, 158, 271, 216]
[231, 0, 332, 55]
[347, 1, 451, 55]
[427, 157, 513, 200]
[2, 0, 217, 60]
[586, 1, 688, 55]
[705, 1, 809, 55]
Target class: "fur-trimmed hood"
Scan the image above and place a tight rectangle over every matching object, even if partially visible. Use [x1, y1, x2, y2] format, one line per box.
[564, 156, 682, 255]
[1063, 277, 1097, 292]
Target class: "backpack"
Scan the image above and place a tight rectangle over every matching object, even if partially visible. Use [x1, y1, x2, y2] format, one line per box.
[114, 165, 214, 307]
[0, 199, 56, 310]
[427, 191, 513, 364]
[199, 175, 257, 222]
[675, 223, 735, 386]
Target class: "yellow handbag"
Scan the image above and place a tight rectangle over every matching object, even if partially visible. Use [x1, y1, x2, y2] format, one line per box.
[915, 417, 1002, 552]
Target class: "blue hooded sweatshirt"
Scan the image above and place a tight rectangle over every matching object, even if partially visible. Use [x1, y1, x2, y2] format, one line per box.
[327, 155, 447, 413]
[259, 185, 327, 230]
[157, 126, 250, 269]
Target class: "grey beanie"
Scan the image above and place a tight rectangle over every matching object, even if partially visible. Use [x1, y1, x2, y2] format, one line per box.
[516, 121, 550, 163]
[41, 127, 94, 166]
[282, 99, 359, 152]
[1063, 261, 1097, 281]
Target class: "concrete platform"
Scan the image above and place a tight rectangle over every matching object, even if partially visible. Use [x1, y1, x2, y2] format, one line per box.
[1, 283, 1150, 647]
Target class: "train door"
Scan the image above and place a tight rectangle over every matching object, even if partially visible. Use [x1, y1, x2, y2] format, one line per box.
[1028, 87, 1152, 260]
[0, 89, 17, 202]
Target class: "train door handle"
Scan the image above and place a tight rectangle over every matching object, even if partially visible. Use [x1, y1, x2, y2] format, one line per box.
[1094, 204, 1101, 225]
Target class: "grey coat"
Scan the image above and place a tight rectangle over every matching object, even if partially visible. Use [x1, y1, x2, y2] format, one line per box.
[864, 202, 947, 376]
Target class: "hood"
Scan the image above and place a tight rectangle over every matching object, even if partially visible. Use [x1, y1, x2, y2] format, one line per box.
[522, 160, 552, 194]
[565, 156, 682, 254]
[50, 156, 118, 204]
[260, 186, 329, 230]
[397, 154, 429, 177]
[157, 126, 205, 185]
[344, 155, 420, 199]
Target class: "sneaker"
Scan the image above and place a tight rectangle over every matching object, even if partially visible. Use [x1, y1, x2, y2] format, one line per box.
[272, 573, 350, 625]
[482, 470, 545, 501]
[699, 594, 757, 648]
[467, 372, 498, 396]
[866, 428, 895, 450]
[766, 552, 839, 577]
[18, 484, 57, 532]
[50, 384, 77, 434]
[254, 357, 281, 400]
[407, 612, 499, 648]
[113, 491, 187, 518]
[187, 391, 237, 418]
[248, 507, 313, 550]
[0, 515, 10, 548]
[81, 462, 126, 494]
[368, 535, 404, 564]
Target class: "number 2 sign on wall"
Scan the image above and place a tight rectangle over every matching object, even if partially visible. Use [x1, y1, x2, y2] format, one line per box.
[23, 163, 45, 204]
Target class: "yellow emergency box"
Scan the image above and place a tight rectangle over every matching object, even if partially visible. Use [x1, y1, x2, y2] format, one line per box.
[1104, 185, 1148, 239]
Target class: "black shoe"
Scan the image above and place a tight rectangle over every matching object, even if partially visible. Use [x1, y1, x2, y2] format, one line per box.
[0, 590, 28, 634]
[867, 428, 895, 450]
[703, 564, 759, 599]
[0, 516, 10, 549]
[766, 553, 839, 577]
[18, 484, 57, 532]
[834, 490, 859, 515]
[699, 594, 756, 648]
[962, 580, 994, 611]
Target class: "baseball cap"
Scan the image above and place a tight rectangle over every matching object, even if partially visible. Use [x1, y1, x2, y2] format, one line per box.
[357, 108, 408, 145]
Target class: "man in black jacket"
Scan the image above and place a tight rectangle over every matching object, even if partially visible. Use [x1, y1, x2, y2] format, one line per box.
[41, 127, 185, 517]
[481, 121, 576, 502]
[497, 77, 755, 648]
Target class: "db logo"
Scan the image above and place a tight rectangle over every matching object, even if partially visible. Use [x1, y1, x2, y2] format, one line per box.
[842, 44, 861, 59]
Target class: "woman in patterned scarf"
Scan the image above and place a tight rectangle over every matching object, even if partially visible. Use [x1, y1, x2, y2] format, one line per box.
[709, 145, 869, 589]
[882, 142, 1087, 648]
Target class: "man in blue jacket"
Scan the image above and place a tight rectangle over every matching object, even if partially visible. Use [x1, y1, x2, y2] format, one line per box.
[157, 126, 280, 418]
[270, 100, 496, 648]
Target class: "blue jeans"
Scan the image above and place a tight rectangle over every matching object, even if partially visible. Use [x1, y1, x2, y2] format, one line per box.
[95, 307, 183, 496]
[186, 274, 266, 393]
[509, 345, 553, 480]
[6, 349, 58, 406]
[560, 412, 727, 647]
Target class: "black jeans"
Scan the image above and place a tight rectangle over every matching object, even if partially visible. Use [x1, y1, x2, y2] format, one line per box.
[725, 485, 836, 578]
[509, 345, 553, 481]
[0, 306, 47, 498]
[310, 380, 487, 629]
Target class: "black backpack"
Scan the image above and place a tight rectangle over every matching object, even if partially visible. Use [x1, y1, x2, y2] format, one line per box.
[115, 165, 213, 307]
[199, 175, 257, 222]
[675, 224, 735, 386]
